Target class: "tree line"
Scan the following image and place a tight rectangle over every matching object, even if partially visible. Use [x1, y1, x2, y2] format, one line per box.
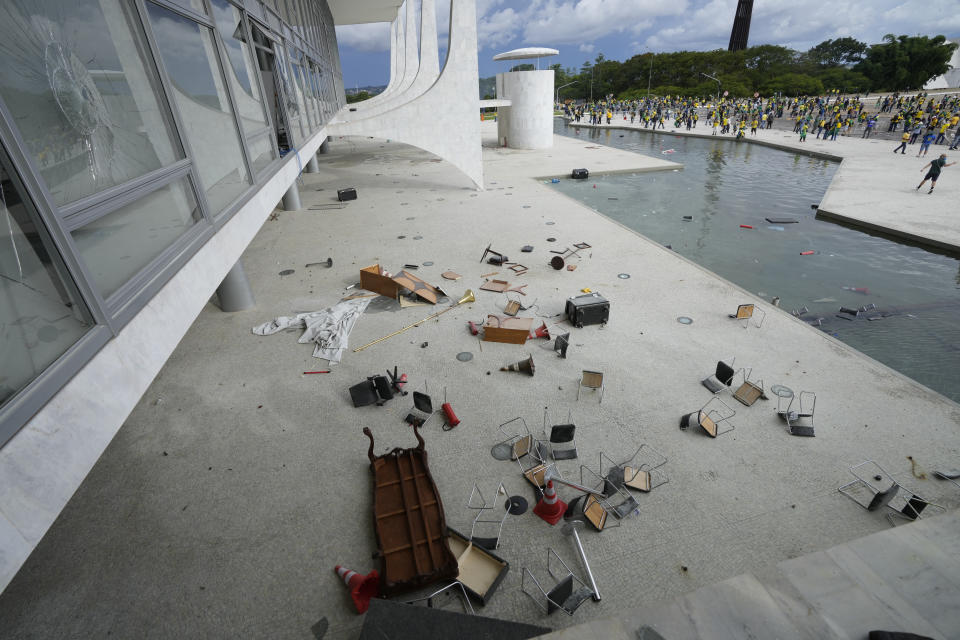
[545, 35, 957, 101]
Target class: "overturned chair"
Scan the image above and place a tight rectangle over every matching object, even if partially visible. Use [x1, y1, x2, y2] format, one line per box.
[729, 303, 765, 329]
[777, 390, 816, 436]
[680, 397, 736, 438]
[543, 408, 577, 460]
[601, 445, 669, 494]
[731, 367, 765, 407]
[466, 482, 510, 550]
[521, 548, 595, 616]
[701, 359, 736, 394]
[838, 460, 946, 526]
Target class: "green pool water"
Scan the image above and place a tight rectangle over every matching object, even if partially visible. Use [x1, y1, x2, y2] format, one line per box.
[553, 121, 960, 403]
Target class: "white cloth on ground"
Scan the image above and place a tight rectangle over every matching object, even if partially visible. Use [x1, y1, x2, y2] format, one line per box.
[252, 297, 371, 364]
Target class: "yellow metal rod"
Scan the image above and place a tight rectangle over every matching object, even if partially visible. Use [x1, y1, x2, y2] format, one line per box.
[353, 290, 475, 352]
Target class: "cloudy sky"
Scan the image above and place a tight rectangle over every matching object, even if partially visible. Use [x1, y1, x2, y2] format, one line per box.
[335, 0, 960, 88]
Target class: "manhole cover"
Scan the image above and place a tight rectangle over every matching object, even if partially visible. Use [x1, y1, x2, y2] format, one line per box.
[406, 216, 415, 220]
[413, 235, 423, 240]
[505, 496, 528, 515]
[546, 221, 555, 225]
[547, 237, 557, 242]
[422, 261, 434, 266]
[456, 352, 473, 362]
[397, 235, 406, 239]
[677, 316, 693, 325]
[490, 443, 513, 461]
[279, 269, 295, 276]
[618, 273, 630, 279]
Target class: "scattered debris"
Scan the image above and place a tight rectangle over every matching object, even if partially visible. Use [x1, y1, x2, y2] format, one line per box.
[800, 250, 815, 256]
[521, 245, 534, 252]
[306, 258, 333, 268]
[766, 217, 799, 224]
[362, 426, 458, 595]
[303, 370, 331, 374]
[441, 388, 460, 429]
[279, 269, 295, 276]
[480, 244, 509, 265]
[480, 279, 511, 293]
[337, 187, 357, 202]
[504, 300, 521, 316]
[907, 455, 926, 480]
[421, 342, 429, 348]
[484, 316, 534, 344]
[442, 271, 462, 280]
[554, 333, 570, 358]
[333, 565, 379, 614]
[500, 355, 535, 376]
[571, 168, 589, 179]
[252, 297, 371, 363]
[353, 290, 475, 352]
[565, 292, 609, 327]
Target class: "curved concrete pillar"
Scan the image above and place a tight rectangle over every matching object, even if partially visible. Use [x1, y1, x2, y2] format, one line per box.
[340, 0, 439, 120]
[328, 0, 482, 189]
[350, 10, 404, 111]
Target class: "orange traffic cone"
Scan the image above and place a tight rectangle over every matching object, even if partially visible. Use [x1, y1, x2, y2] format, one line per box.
[334, 565, 380, 614]
[533, 479, 567, 525]
[529, 322, 551, 340]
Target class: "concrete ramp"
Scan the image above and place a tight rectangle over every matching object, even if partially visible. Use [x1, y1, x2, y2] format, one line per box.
[537, 510, 960, 639]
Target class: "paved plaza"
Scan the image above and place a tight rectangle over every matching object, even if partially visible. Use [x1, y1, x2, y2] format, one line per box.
[0, 122, 958, 639]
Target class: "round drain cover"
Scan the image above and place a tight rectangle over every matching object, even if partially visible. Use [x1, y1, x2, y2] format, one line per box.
[490, 443, 513, 461]
[505, 496, 528, 515]
[618, 273, 631, 279]
[547, 237, 557, 242]
[279, 269, 295, 276]
[397, 235, 406, 239]
[546, 221, 555, 225]
[677, 316, 694, 325]
[422, 261, 434, 266]
[413, 235, 423, 240]
[456, 352, 473, 362]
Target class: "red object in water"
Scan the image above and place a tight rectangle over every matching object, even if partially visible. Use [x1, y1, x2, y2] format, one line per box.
[800, 251, 815, 255]
[593, 184, 597, 188]
[740, 224, 753, 229]
[304, 370, 331, 374]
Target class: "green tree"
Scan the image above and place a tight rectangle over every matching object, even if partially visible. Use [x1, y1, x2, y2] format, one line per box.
[509, 63, 535, 72]
[856, 34, 958, 90]
[806, 37, 868, 66]
[345, 91, 370, 104]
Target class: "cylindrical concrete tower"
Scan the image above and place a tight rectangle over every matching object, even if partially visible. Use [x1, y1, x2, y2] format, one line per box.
[496, 69, 554, 149]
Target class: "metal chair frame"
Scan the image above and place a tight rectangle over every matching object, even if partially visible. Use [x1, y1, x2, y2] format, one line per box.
[403, 581, 475, 615]
[701, 357, 737, 394]
[777, 390, 816, 435]
[730, 303, 766, 329]
[577, 370, 604, 403]
[521, 548, 593, 616]
[579, 462, 638, 521]
[680, 397, 736, 437]
[543, 407, 577, 460]
[495, 417, 539, 461]
[838, 460, 946, 526]
[467, 482, 510, 550]
[731, 367, 765, 407]
[600, 445, 669, 494]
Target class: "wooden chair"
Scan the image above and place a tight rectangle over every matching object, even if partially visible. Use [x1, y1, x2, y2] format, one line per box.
[679, 397, 736, 437]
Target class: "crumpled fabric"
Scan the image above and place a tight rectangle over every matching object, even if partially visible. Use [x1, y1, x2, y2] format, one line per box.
[252, 297, 371, 364]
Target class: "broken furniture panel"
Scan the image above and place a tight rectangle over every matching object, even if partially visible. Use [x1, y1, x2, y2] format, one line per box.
[360, 264, 441, 303]
[480, 279, 511, 293]
[446, 528, 510, 606]
[363, 426, 459, 595]
[483, 316, 534, 344]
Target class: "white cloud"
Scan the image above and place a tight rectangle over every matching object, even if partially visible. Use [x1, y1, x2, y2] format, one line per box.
[579, 43, 594, 53]
[522, 0, 688, 44]
[335, 22, 391, 53]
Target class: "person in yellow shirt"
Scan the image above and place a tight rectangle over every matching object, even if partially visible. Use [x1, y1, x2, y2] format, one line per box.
[750, 118, 758, 135]
[606, 110, 612, 124]
[893, 131, 910, 154]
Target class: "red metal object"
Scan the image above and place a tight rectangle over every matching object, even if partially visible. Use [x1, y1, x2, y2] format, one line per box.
[468, 320, 479, 336]
[739, 224, 753, 229]
[800, 250, 815, 255]
[304, 370, 331, 374]
[441, 402, 460, 428]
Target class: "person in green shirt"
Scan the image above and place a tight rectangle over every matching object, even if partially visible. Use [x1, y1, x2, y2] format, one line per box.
[917, 154, 956, 193]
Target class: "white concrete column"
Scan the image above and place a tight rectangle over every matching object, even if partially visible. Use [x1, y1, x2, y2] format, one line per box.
[281, 182, 302, 210]
[497, 70, 554, 149]
[216, 261, 256, 311]
[304, 155, 320, 172]
[327, 0, 483, 189]
[354, 9, 404, 110]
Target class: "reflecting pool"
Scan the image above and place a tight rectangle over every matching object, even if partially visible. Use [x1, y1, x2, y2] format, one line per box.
[553, 121, 960, 403]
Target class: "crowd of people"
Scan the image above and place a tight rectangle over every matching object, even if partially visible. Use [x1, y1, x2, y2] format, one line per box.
[559, 90, 958, 190]
[560, 91, 960, 150]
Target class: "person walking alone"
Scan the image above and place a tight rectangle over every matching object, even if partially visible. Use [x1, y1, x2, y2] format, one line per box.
[893, 130, 910, 154]
[916, 153, 955, 193]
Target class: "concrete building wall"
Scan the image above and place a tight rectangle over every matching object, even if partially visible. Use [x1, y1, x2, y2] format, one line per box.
[0, 128, 328, 592]
[496, 69, 554, 150]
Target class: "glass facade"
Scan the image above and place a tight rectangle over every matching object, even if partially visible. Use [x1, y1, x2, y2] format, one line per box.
[0, 0, 345, 445]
